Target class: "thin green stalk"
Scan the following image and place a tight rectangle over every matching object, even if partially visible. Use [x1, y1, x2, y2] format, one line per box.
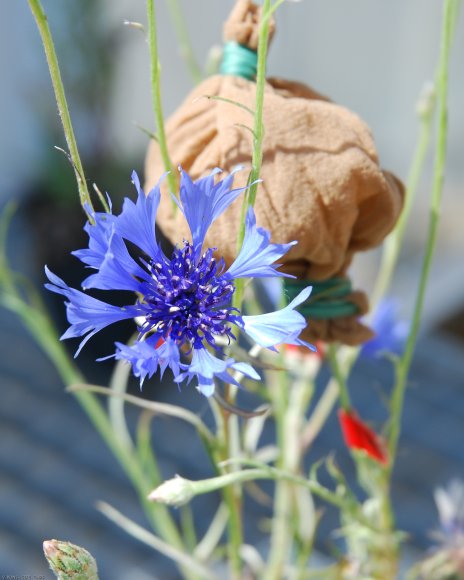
[233, 0, 272, 311]
[136, 411, 163, 486]
[71, 383, 214, 442]
[147, 0, 178, 198]
[164, 0, 203, 84]
[371, 0, 460, 312]
[180, 504, 198, 553]
[98, 502, 217, 580]
[221, 481, 242, 580]
[208, 396, 243, 580]
[237, 0, 271, 236]
[225, 387, 243, 574]
[388, 0, 459, 463]
[265, 360, 316, 579]
[327, 344, 351, 410]
[194, 503, 229, 561]
[188, 467, 345, 510]
[370, 94, 436, 309]
[108, 357, 133, 451]
[301, 378, 339, 451]
[244, 0, 271, 210]
[27, 0, 93, 217]
[266, 374, 292, 579]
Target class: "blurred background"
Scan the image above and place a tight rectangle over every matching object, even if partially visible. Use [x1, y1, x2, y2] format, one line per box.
[1, 0, 463, 577]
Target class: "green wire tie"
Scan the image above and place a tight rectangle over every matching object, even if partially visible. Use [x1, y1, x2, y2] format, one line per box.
[220, 41, 258, 80]
[284, 277, 359, 320]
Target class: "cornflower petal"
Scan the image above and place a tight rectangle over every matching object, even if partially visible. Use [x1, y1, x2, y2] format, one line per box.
[116, 171, 164, 260]
[177, 167, 247, 251]
[82, 229, 150, 292]
[113, 338, 160, 386]
[112, 334, 181, 386]
[361, 298, 409, 358]
[72, 209, 117, 269]
[156, 338, 181, 379]
[241, 286, 315, 350]
[226, 206, 296, 280]
[45, 267, 141, 355]
[176, 348, 260, 397]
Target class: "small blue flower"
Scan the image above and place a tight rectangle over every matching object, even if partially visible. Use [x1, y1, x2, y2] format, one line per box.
[361, 298, 409, 359]
[434, 480, 464, 546]
[46, 168, 315, 396]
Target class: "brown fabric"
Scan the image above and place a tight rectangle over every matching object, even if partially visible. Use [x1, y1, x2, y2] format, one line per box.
[223, 0, 275, 49]
[299, 290, 374, 346]
[144, 2, 404, 345]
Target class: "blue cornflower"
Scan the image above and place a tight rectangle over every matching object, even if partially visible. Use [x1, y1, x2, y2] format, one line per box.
[361, 298, 409, 359]
[46, 168, 315, 396]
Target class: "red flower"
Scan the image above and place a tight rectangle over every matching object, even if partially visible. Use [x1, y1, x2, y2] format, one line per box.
[338, 408, 388, 465]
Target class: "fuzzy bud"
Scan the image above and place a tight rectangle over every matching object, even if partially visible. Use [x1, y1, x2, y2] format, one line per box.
[43, 539, 98, 580]
[148, 475, 196, 506]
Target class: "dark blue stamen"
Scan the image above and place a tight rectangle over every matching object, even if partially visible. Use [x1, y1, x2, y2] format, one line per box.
[139, 241, 239, 349]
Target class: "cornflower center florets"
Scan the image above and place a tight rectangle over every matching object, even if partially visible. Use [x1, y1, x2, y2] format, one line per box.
[141, 241, 238, 348]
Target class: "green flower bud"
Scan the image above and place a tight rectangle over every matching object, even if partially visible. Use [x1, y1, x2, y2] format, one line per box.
[43, 539, 98, 580]
[148, 475, 196, 506]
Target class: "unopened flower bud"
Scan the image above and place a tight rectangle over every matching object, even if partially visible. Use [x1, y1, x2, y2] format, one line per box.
[43, 539, 98, 580]
[123, 20, 145, 33]
[416, 81, 436, 120]
[148, 475, 195, 506]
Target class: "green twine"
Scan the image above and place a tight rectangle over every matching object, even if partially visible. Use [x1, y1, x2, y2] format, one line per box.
[220, 41, 258, 80]
[284, 277, 359, 320]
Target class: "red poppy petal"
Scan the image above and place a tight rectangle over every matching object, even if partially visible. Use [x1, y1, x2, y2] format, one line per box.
[338, 408, 388, 465]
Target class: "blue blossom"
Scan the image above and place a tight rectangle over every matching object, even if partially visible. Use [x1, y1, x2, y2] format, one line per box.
[416, 480, 464, 578]
[361, 298, 409, 359]
[434, 480, 464, 547]
[46, 168, 315, 396]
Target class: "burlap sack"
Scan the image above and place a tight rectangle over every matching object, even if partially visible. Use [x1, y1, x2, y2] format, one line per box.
[144, 0, 404, 345]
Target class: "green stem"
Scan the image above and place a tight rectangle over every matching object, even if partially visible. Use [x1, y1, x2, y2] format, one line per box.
[327, 344, 351, 410]
[98, 502, 216, 580]
[265, 359, 316, 579]
[165, 0, 203, 84]
[265, 361, 291, 579]
[136, 411, 163, 486]
[209, 396, 243, 580]
[194, 503, 229, 561]
[108, 357, 134, 451]
[147, 0, 178, 198]
[388, 0, 459, 463]
[301, 378, 339, 450]
[370, 94, 436, 309]
[237, 0, 271, 233]
[244, 0, 271, 210]
[226, 391, 243, 576]
[233, 0, 272, 311]
[27, 0, 93, 217]
[222, 484, 242, 580]
[190, 467, 344, 509]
